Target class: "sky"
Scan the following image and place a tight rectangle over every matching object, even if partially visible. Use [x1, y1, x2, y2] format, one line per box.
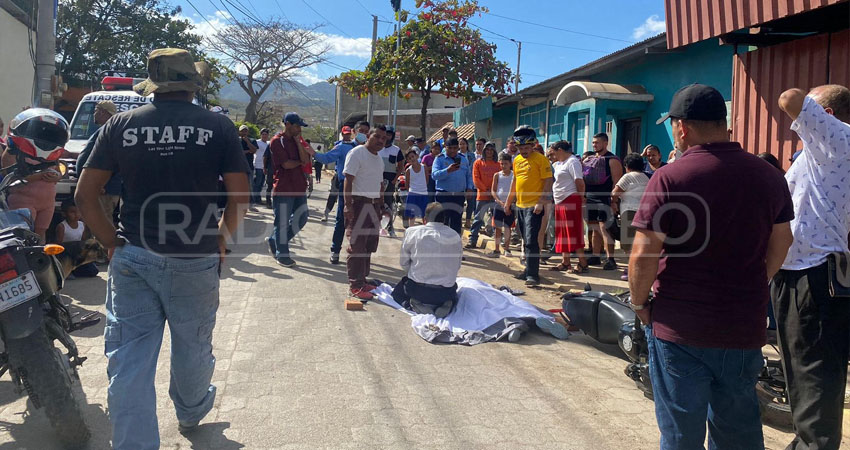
[176, 0, 667, 91]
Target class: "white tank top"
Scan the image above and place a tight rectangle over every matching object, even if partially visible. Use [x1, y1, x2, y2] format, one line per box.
[495, 172, 513, 203]
[407, 164, 428, 195]
[61, 220, 85, 242]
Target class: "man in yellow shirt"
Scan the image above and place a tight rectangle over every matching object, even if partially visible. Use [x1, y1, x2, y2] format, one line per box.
[504, 126, 553, 286]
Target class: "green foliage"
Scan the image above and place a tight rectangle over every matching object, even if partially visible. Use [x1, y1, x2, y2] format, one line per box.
[233, 121, 261, 139]
[302, 124, 338, 150]
[329, 0, 514, 136]
[56, 0, 227, 97]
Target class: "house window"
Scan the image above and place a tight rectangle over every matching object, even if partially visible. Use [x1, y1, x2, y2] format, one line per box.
[575, 113, 589, 155]
[518, 102, 547, 138]
[548, 101, 567, 144]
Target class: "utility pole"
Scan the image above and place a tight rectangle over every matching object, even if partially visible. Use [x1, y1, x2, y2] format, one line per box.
[515, 41, 522, 94]
[390, 0, 402, 129]
[367, 15, 378, 125]
[34, 0, 57, 108]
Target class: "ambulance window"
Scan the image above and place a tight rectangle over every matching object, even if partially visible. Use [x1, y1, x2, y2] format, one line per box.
[70, 102, 97, 140]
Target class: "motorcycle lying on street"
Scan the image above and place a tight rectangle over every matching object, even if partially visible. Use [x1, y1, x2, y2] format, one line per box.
[0, 155, 99, 447]
[561, 286, 792, 429]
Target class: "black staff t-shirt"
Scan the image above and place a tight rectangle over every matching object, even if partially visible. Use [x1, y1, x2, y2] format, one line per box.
[85, 100, 249, 256]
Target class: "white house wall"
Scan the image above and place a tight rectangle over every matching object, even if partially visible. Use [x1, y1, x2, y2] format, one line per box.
[0, 8, 35, 128]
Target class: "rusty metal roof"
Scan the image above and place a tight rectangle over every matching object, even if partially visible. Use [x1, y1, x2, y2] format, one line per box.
[427, 122, 476, 143]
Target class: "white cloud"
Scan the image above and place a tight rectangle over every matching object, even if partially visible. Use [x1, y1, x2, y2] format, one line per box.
[177, 11, 228, 40]
[632, 15, 666, 40]
[315, 33, 372, 59]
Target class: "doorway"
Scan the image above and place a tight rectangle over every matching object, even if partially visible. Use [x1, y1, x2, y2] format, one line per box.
[619, 118, 642, 157]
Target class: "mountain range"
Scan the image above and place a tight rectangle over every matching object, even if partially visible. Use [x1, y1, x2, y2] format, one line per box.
[217, 76, 336, 108]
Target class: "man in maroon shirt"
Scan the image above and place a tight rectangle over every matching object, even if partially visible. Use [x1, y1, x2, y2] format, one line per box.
[267, 112, 311, 267]
[629, 84, 794, 449]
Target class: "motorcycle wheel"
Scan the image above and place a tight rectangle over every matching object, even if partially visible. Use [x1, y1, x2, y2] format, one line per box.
[756, 381, 792, 430]
[6, 326, 91, 447]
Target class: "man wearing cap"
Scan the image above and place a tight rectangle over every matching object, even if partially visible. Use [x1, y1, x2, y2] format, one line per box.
[311, 124, 357, 264]
[267, 112, 311, 267]
[431, 137, 474, 235]
[435, 126, 450, 152]
[504, 126, 553, 286]
[405, 134, 417, 154]
[76, 100, 120, 227]
[76, 48, 250, 449]
[773, 84, 850, 450]
[629, 83, 794, 449]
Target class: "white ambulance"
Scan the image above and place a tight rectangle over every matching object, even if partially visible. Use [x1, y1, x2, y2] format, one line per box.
[57, 74, 152, 202]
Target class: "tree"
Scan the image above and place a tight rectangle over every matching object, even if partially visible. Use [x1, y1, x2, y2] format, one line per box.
[56, 0, 229, 98]
[330, 0, 514, 138]
[206, 19, 328, 123]
[302, 124, 337, 150]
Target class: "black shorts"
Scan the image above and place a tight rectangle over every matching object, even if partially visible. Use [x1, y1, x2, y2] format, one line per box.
[493, 206, 515, 228]
[585, 194, 612, 223]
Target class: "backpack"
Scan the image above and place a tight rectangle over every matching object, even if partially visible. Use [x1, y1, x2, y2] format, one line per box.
[582, 153, 619, 185]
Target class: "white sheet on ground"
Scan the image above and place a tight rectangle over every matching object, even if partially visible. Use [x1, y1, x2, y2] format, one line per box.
[372, 277, 554, 345]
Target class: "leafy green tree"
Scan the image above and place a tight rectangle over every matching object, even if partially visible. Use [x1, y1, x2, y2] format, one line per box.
[330, 0, 514, 138]
[233, 121, 260, 139]
[56, 0, 228, 98]
[302, 124, 337, 150]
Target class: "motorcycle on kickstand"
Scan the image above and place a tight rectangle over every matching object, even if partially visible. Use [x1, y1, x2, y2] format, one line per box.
[561, 286, 792, 429]
[0, 155, 100, 447]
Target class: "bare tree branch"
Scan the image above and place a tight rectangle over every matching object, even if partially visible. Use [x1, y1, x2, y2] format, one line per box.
[206, 18, 329, 122]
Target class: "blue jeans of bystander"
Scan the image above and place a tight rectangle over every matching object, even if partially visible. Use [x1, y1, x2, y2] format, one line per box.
[647, 326, 765, 450]
[104, 244, 220, 450]
[251, 168, 265, 204]
[268, 195, 309, 259]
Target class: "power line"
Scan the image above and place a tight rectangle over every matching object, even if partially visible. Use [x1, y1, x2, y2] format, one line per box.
[485, 12, 635, 44]
[471, 23, 608, 54]
[300, 0, 352, 37]
[185, 0, 222, 34]
[353, 0, 392, 22]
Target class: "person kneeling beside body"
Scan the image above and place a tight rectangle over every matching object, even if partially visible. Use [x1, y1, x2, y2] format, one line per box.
[393, 202, 462, 318]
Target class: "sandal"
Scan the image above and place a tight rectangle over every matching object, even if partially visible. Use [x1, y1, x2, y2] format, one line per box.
[549, 263, 572, 272]
[568, 264, 589, 275]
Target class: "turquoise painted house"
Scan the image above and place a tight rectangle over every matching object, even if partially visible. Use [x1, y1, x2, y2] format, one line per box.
[454, 33, 735, 159]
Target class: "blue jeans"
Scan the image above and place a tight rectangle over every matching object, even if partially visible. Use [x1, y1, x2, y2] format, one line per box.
[516, 207, 543, 280]
[648, 327, 765, 450]
[468, 200, 495, 244]
[331, 187, 345, 255]
[105, 244, 219, 450]
[251, 168, 264, 204]
[268, 195, 309, 259]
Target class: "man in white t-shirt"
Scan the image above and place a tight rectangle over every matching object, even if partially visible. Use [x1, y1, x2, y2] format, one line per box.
[252, 128, 270, 204]
[343, 125, 390, 300]
[378, 126, 404, 236]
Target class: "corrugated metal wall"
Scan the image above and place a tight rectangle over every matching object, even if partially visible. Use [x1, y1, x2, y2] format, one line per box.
[665, 0, 845, 48]
[731, 30, 849, 170]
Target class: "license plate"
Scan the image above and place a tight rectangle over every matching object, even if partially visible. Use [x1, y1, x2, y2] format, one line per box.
[0, 271, 41, 313]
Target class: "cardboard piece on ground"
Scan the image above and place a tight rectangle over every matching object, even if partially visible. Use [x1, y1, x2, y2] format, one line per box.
[345, 299, 364, 311]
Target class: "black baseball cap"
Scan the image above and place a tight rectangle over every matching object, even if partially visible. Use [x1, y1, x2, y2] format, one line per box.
[656, 84, 726, 125]
[283, 112, 308, 127]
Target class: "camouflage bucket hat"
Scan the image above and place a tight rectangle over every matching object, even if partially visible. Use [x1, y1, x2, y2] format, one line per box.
[133, 48, 210, 96]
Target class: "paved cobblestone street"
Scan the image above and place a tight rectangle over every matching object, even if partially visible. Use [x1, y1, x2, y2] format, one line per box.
[0, 180, 830, 449]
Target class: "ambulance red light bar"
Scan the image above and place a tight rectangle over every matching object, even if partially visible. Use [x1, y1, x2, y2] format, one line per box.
[101, 76, 139, 91]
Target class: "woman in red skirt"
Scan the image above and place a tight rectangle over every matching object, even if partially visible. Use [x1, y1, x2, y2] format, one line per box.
[549, 141, 589, 274]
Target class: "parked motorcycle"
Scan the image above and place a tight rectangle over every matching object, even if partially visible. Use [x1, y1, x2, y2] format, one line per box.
[561, 286, 792, 429]
[0, 154, 99, 447]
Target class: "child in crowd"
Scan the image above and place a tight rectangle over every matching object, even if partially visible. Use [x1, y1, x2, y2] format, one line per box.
[404, 151, 429, 227]
[54, 200, 99, 278]
[489, 152, 515, 258]
[611, 153, 650, 281]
